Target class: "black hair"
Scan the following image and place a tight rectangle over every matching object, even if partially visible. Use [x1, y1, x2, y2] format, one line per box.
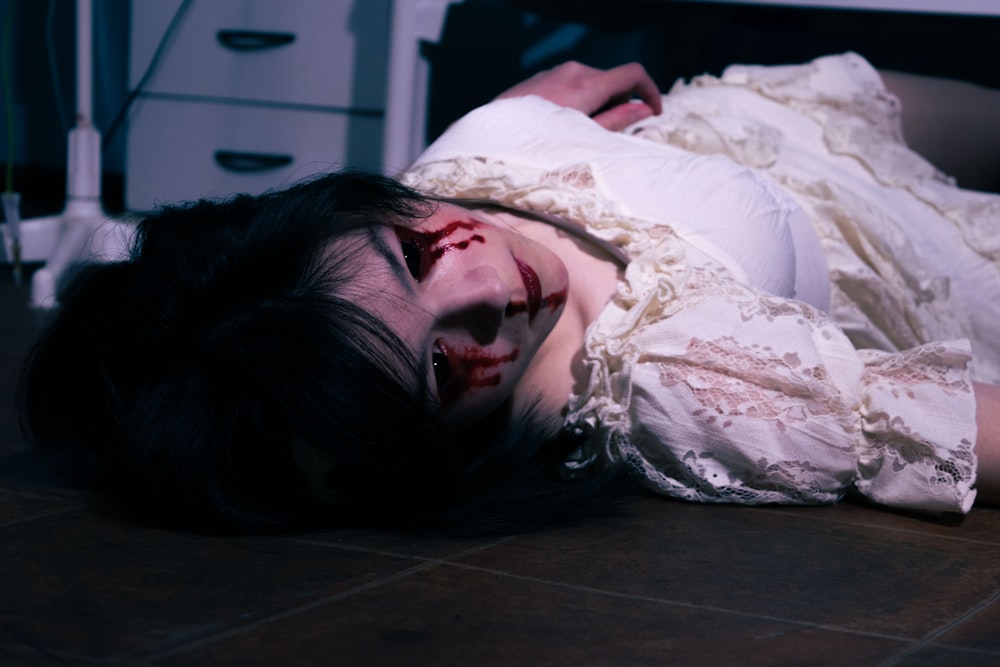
[18, 171, 637, 535]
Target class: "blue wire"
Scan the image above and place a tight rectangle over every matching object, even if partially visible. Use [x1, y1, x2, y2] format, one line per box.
[101, 0, 194, 150]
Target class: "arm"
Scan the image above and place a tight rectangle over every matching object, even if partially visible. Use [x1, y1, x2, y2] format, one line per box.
[493, 61, 662, 131]
[973, 382, 1000, 504]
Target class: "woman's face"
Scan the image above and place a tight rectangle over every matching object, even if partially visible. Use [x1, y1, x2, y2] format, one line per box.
[351, 202, 569, 429]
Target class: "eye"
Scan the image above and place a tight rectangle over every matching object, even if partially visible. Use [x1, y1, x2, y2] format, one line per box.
[395, 226, 433, 281]
[400, 239, 423, 280]
[432, 341, 452, 399]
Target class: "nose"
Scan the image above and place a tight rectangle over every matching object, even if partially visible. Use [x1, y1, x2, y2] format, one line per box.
[434, 265, 510, 345]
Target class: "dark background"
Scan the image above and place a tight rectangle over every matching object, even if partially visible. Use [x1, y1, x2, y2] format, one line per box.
[425, 0, 1000, 144]
[2, 0, 998, 215]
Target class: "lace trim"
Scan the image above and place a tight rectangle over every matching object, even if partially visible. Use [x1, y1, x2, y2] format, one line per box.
[401, 158, 679, 261]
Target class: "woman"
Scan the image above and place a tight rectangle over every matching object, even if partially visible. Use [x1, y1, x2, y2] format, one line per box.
[19, 54, 1000, 533]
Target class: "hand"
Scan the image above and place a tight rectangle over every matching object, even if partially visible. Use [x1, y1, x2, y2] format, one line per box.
[493, 61, 662, 131]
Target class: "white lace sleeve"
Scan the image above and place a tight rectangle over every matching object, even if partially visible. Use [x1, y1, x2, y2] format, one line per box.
[567, 236, 977, 514]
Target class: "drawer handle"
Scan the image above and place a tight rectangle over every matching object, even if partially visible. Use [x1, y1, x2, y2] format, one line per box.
[214, 150, 293, 172]
[216, 29, 296, 51]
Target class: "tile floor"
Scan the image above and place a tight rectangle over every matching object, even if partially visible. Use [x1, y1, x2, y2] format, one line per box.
[3, 274, 1000, 666]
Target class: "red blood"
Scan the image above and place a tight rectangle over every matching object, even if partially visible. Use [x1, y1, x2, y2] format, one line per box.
[506, 288, 567, 319]
[542, 288, 568, 312]
[440, 345, 520, 403]
[394, 220, 486, 280]
[515, 258, 542, 321]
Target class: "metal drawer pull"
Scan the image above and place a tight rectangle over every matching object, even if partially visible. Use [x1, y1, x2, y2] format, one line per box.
[216, 29, 296, 51]
[214, 150, 293, 172]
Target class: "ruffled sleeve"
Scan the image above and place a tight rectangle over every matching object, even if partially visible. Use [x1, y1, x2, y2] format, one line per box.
[566, 232, 977, 514]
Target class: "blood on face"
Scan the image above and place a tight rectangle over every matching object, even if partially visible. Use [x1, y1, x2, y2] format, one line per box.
[394, 219, 486, 281]
[392, 216, 566, 405]
[438, 343, 520, 404]
[505, 288, 567, 321]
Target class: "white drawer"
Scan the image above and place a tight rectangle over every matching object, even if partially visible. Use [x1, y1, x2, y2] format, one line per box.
[129, 0, 390, 109]
[125, 97, 383, 212]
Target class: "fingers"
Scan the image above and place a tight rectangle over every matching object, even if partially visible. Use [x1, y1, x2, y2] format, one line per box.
[490, 60, 663, 128]
[592, 101, 655, 131]
[604, 63, 663, 116]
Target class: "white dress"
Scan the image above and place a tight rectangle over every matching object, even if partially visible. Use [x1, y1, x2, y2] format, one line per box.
[401, 53, 998, 514]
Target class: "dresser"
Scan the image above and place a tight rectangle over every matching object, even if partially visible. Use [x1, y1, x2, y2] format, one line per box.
[126, 0, 390, 212]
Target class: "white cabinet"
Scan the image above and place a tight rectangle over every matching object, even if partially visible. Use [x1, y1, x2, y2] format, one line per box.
[126, 0, 390, 212]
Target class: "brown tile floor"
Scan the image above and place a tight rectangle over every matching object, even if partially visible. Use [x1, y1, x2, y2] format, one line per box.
[3, 275, 1000, 667]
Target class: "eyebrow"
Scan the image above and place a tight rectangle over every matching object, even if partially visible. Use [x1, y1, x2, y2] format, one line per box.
[367, 227, 416, 298]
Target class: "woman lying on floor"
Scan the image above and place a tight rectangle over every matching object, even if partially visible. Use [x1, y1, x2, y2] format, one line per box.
[19, 53, 1000, 534]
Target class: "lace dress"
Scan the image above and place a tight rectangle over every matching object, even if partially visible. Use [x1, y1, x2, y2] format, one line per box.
[401, 53, 997, 513]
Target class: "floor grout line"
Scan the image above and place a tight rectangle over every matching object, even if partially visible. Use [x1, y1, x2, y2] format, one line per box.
[877, 591, 1000, 666]
[138, 517, 1000, 661]
[137, 535, 520, 663]
[439, 560, 1000, 654]
[138, 559, 444, 663]
[747, 506, 1000, 547]
[289, 533, 518, 563]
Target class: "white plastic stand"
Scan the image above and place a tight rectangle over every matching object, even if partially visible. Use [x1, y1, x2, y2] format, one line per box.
[1, 0, 133, 308]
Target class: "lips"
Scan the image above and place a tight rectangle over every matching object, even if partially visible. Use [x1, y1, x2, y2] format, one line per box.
[515, 258, 542, 322]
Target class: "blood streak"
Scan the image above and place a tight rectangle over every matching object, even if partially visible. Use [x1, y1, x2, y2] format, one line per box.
[395, 219, 486, 278]
[441, 346, 520, 403]
[505, 288, 568, 320]
[515, 258, 542, 321]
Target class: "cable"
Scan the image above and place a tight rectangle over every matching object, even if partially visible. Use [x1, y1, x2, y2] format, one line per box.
[101, 0, 194, 150]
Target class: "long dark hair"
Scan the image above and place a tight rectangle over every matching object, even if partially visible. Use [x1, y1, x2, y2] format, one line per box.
[18, 171, 636, 535]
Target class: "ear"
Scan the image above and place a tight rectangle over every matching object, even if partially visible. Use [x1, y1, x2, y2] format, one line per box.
[291, 437, 346, 506]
